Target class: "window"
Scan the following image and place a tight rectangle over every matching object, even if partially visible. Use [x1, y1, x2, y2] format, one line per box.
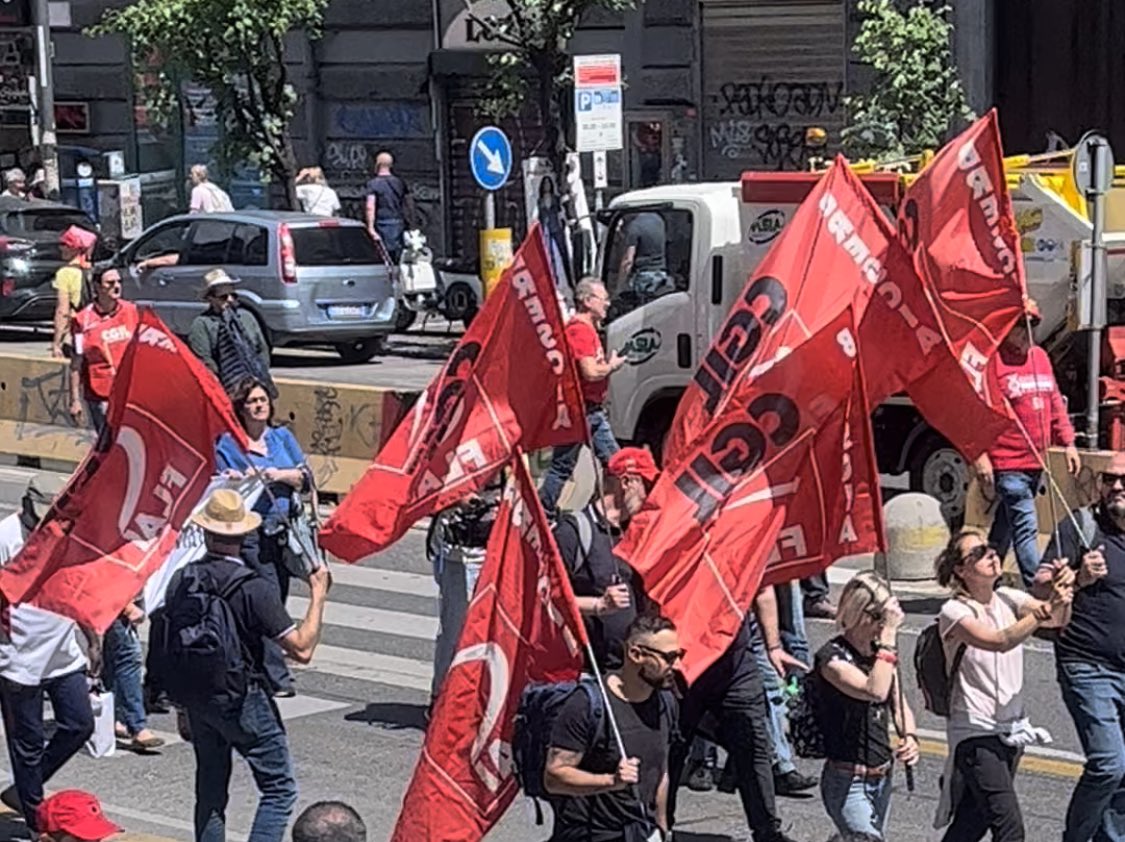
[5, 209, 93, 235]
[132, 221, 190, 262]
[602, 208, 693, 321]
[183, 220, 238, 265]
[290, 226, 382, 266]
[229, 223, 268, 266]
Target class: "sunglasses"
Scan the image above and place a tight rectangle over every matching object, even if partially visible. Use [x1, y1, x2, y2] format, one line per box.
[961, 544, 999, 565]
[636, 644, 685, 666]
[1101, 472, 1125, 487]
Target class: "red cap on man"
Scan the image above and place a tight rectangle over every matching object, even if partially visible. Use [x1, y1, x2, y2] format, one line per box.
[607, 447, 660, 483]
[38, 791, 121, 842]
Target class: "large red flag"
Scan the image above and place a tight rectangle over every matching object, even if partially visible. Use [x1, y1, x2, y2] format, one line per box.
[322, 227, 584, 561]
[898, 109, 1025, 457]
[618, 310, 883, 683]
[664, 159, 942, 464]
[390, 454, 586, 842]
[0, 310, 246, 633]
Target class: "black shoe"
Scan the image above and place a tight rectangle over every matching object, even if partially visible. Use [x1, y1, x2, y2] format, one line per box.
[773, 769, 817, 796]
[0, 785, 20, 813]
[686, 765, 715, 792]
[717, 761, 738, 794]
[144, 688, 171, 715]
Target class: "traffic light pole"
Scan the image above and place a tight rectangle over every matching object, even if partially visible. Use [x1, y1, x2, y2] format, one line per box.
[32, 0, 58, 197]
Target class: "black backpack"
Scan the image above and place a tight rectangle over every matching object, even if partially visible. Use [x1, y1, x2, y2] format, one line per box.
[787, 674, 826, 759]
[147, 565, 256, 709]
[914, 606, 974, 717]
[512, 678, 677, 824]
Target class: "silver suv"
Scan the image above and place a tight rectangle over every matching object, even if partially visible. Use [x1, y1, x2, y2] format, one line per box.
[117, 211, 396, 363]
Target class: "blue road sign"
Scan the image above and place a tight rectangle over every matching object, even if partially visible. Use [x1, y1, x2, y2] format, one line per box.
[469, 126, 512, 192]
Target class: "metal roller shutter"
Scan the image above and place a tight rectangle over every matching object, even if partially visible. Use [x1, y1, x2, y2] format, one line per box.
[701, 0, 846, 178]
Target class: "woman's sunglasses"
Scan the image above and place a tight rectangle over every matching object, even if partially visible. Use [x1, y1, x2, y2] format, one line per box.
[961, 544, 999, 565]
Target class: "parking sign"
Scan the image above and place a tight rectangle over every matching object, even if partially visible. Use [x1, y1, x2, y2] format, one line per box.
[573, 54, 623, 153]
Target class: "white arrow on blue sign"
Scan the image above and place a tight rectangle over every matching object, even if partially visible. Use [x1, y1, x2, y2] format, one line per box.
[469, 125, 512, 192]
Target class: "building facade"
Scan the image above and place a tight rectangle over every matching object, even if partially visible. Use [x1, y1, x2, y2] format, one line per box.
[4, 0, 1120, 261]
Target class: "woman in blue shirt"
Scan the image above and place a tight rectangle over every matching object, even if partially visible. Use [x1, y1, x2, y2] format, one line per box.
[216, 376, 311, 696]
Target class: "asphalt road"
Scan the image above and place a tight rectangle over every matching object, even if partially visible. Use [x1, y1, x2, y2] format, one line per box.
[0, 459, 1082, 842]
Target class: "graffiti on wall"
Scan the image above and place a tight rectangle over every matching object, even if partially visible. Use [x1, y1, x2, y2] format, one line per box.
[328, 103, 430, 140]
[708, 76, 844, 170]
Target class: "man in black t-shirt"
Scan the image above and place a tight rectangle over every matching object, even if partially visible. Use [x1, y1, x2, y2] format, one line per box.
[1035, 452, 1125, 842]
[553, 448, 658, 670]
[364, 151, 408, 262]
[545, 615, 681, 842]
[164, 489, 330, 842]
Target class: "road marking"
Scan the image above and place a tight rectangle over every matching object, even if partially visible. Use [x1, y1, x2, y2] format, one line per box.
[290, 596, 440, 639]
[297, 645, 432, 693]
[914, 728, 1085, 779]
[324, 564, 436, 598]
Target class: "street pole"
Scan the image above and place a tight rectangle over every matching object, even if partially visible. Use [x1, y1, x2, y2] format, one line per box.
[1086, 143, 1108, 447]
[484, 192, 495, 231]
[32, 0, 59, 198]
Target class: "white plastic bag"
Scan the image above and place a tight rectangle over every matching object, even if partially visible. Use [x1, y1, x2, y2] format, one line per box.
[85, 690, 115, 758]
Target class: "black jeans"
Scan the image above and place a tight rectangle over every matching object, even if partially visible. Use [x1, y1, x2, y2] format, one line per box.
[943, 736, 1024, 842]
[243, 530, 293, 693]
[0, 670, 93, 829]
[670, 641, 779, 839]
[801, 573, 830, 606]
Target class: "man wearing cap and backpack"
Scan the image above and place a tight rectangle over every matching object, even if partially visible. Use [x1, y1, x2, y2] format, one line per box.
[974, 298, 1080, 587]
[553, 447, 658, 671]
[188, 268, 275, 398]
[148, 488, 330, 842]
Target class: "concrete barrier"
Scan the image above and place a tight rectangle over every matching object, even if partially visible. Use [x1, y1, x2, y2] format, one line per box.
[881, 493, 950, 580]
[0, 351, 422, 496]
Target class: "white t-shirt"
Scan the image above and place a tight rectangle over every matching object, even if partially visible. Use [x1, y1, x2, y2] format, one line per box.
[296, 183, 342, 217]
[938, 587, 1031, 727]
[190, 182, 234, 213]
[0, 512, 88, 686]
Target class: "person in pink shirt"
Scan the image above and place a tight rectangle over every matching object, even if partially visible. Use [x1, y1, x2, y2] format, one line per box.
[975, 299, 1080, 586]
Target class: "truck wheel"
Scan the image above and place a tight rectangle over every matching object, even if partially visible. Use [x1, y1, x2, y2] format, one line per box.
[908, 435, 969, 527]
[442, 282, 478, 328]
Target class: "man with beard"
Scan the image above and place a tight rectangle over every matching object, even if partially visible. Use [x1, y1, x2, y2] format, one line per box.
[545, 615, 681, 842]
[553, 448, 657, 670]
[1034, 450, 1125, 842]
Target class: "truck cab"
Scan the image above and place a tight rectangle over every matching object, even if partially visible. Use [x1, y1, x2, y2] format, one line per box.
[599, 162, 1125, 526]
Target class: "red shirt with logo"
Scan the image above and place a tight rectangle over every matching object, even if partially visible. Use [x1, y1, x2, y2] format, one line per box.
[72, 300, 140, 401]
[566, 314, 608, 406]
[987, 345, 1075, 471]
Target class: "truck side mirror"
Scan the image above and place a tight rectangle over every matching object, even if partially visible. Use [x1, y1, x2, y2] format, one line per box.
[595, 208, 615, 227]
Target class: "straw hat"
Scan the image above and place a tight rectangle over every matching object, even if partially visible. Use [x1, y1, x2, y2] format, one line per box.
[192, 488, 261, 536]
[201, 267, 239, 299]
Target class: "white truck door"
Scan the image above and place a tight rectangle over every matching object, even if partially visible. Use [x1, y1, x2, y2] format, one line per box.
[602, 205, 698, 449]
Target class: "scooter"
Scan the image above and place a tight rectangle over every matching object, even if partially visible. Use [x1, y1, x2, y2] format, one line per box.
[394, 230, 482, 331]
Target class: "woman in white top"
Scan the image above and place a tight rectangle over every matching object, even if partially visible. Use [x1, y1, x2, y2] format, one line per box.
[933, 528, 1072, 841]
[295, 167, 341, 217]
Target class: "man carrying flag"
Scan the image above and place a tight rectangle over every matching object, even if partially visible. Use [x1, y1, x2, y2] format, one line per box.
[322, 226, 584, 560]
[390, 455, 587, 842]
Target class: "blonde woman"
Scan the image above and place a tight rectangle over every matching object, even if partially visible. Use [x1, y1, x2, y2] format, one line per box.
[812, 571, 918, 841]
[295, 167, 341, 217]
[933, 529, 1071, 841]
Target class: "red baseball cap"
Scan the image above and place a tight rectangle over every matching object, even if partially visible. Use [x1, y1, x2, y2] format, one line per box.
[58, 225, 96, 253]
[38, 791, 121, 841]
[607, 447, 660, 483]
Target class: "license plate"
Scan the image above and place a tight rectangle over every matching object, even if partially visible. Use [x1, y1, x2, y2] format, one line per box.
[327, 304, 366, 319]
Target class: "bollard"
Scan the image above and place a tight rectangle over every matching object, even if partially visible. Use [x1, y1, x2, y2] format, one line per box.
[879, 493, 950, 581]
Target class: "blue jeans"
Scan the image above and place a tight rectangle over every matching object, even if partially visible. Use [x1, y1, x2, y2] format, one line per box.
[988, 470, 1042, 587]
[431, 556, 483, 699]
[375, 220, 404, 262]
[87, 399, 108, 438]
[820, 762, 894, 840]
[1059, 660, 1125, 842]
[104, 616, 146, 734]
[749, 623, 796, 775]
[539, 407, 620, 515]
[188, 685, 297, 842]
[778, 580, 811, 667]
[0, 670, 94, 830]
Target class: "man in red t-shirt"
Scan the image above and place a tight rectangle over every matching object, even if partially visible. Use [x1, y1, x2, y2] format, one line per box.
[539, 277, 625, 515]
[976, 299, 1080, 586]
[68, 267, 140, 436]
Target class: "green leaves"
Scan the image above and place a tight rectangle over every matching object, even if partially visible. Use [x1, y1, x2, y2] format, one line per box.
[843, 0, 975, 161]
[90, 0, 327, 194]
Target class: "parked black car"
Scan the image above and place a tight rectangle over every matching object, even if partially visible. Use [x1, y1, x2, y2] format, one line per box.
[0, 198, 101, 322]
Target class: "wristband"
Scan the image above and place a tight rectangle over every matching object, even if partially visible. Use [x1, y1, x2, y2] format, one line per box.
[875, 650, 898, 666]
[874, 642, 898, 653]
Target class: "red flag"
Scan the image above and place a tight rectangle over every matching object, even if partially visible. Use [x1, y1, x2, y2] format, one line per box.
[322, 227, 584, 560]
[665, 159, 943, 464]
[617, 310, 883, 683]
[390, 454, 586, 842]
[0, 310, 246, 633]
[898, 109, 1025, 457]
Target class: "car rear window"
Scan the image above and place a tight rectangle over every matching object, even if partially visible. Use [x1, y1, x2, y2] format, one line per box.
[5, 209, 93, 235]
[290, 226, 382, 266]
